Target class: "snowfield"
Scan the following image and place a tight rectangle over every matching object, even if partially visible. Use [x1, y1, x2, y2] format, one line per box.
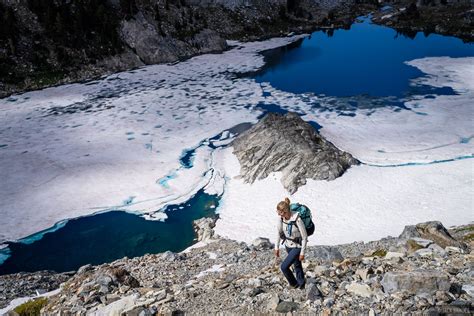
[0, 33, 472, 253]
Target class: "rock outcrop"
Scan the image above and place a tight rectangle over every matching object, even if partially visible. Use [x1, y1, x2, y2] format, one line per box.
[2, 221, 473, 314]
[0, 271, 72, 310]
[232, 112, 359, 193]
[371, 1, 473, 42]
[193, 217, 218, 242]
[399, 221, 467, 250]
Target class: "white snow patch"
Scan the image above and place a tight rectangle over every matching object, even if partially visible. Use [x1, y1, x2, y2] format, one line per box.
[0, 35, 305, 244]
[195, 264, 225, 278]
[214, 147, 473, 246]
[181, 239, 217, 253]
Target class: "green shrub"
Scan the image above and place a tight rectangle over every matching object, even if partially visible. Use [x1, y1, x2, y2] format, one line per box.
[462, 233, 474, 242]
[406, 239, 424, 252]
[371, 249, 387, 257]
[13, 297, 48, 316]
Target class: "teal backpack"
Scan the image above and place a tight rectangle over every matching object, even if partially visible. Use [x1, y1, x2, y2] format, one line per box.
[290, 203, 315, 236]
[280, 203, 315, 245]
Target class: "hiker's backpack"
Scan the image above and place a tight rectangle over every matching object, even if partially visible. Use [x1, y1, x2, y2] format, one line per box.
[289, 203, 315, 236]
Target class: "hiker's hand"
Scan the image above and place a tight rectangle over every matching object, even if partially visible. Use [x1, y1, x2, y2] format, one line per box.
[299, 255, 304, 261]
[274, 249, 280, 257]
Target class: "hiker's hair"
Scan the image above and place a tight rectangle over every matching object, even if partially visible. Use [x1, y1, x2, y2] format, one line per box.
[277, 197, 291, 213]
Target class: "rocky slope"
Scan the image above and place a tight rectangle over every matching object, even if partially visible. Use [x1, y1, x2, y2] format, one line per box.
[232, 112, 359, 193]
[0, 0, 376, 98]
[0, 271, 71, 310]
[2, 220, 473, 314]
[371, 0, 473, 41]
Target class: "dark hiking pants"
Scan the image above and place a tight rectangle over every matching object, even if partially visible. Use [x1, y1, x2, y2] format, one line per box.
[281, 247, 305, 287]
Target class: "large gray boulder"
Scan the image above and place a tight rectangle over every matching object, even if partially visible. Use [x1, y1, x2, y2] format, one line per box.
[193, 217, 217, 241]
[305, 245, 344, 263]
[381, 270, 450, 295]
[231, 112, 359, 194]
[399, 221, 466, 250]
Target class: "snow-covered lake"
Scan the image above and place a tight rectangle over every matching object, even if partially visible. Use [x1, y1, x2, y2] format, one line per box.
[0, 17, 472, 272]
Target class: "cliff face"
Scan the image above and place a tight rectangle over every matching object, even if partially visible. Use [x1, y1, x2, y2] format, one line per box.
[0, 0, 373, 97]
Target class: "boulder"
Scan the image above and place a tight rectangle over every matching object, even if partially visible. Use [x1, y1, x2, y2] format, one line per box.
[462, 284, 474, 298]
[381, 270, 450, 295]
[90, 294, 140, 316]
[193, 217, 217, 242]
[305, 246, 344, 263]
[312, 265, 330, 276]
[428, 243, 447, 256]
[323, 297, 335, 308]
[306, 283, 322, 301]
[384, 252, 405, 260]
[231, 112, 359, 194]
[275, 301, 299, 313]
[445, 246, 463, 254]
[345, 282, 373, 298]
[400, 221, 466, 250]
[77, 264, 93, 275]
[266, 293, 280, 311]
[355, 268, 374, 281]
[252, 237, 273, 250]
[414, 248, 434, 258]
[410, 237, 433, 248]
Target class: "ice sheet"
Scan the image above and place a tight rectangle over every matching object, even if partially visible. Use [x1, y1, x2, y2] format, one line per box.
[0, 33, 472, 249]
[0, 35, 306, 244]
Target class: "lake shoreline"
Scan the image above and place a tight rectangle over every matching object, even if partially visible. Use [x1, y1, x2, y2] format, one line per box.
[1, 1, 471, 98]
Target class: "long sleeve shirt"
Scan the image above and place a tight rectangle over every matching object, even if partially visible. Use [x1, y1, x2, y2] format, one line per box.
[275, 211, 308, 256]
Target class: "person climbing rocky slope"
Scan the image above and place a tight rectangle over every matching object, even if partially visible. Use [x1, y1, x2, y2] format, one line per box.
[2, 220, 472, 314]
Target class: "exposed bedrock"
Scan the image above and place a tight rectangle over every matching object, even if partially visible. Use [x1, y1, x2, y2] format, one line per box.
[231, 112, 359, 194]
[0, 0, 379, 97]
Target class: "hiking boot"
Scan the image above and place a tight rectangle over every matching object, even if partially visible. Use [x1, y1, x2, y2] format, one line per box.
[289, 283, 298, 289]
[298, 282, 305, 290]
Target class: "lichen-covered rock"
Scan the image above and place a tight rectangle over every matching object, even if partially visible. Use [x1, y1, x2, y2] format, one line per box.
[232, 112, 359, 194]
[400, 221, 464, 247]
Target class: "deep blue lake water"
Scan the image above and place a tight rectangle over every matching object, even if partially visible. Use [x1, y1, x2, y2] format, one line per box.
[0, 190, 219, 274]
[255, 17, 474, 98]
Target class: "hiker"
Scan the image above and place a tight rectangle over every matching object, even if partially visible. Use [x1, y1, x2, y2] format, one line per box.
[274, 197, 308, 289]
